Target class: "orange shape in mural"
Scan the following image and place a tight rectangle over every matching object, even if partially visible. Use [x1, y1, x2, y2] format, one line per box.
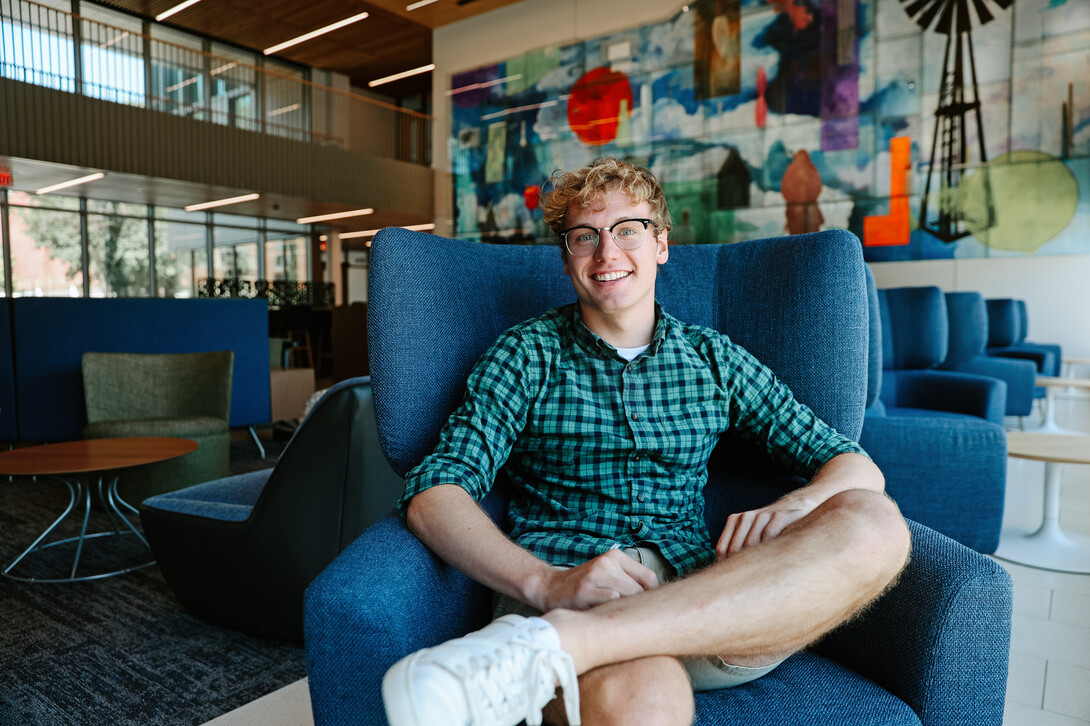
[864, 136, 912, 247]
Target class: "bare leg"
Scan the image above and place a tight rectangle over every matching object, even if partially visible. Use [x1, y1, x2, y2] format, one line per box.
[545, 489, 910, 676]
[543, 657, 694, 726]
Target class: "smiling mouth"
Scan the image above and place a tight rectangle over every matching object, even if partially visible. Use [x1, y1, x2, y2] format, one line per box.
[592, 271, 631, 282]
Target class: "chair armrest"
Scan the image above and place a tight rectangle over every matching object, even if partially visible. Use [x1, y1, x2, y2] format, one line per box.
[946, 355, 1037, 416]
[304, 488, 510, 726]
[883, 369, 1006, 424]
[812, 521, 1012, 726]
[860, 416, 1006, 553]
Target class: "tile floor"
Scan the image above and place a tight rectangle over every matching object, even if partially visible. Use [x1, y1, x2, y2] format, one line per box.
[203, 391, 1090, 726]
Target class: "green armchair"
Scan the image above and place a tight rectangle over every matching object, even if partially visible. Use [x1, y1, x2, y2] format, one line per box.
[82, 351, 234, 504]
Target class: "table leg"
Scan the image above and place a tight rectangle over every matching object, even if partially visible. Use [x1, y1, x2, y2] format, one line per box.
[1027, 386, 1081, 435]
[995, 461, 1090, 574]
[2, 472, 156, 583]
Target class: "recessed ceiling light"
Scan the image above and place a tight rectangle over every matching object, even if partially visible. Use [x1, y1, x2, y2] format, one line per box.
[35, 172, 106, 195]
[184, 193, 260, 212]
[263, 12, 370, 55]
[296, 208, 375, 224]
[369, 64, 435, 88]
[156, 0, 204, 22]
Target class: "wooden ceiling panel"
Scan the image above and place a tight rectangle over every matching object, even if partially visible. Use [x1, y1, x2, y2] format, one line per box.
[97, 0, 525, 96]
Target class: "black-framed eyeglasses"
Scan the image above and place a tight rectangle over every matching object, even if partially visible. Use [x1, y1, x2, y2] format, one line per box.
[559, 218, 654, 257]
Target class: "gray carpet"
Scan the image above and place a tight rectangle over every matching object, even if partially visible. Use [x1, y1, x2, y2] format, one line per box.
[0, 436, 303, 726]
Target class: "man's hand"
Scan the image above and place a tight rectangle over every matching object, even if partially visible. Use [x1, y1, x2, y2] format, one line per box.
[532, 549, 660, 612]
[715, 497, 819, 560]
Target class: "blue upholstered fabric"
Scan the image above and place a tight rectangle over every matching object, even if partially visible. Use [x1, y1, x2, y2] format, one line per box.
[0, 299, 16, 441]
[305, 230, 1012, 726]
[985, 298, 1061, 377]
[876, 287, 1007, 424]
[9, 298, 271, 441]
[143, 469, 271, 522]
[861, 269, 1007, 553]
[940, 292, 1036, 417]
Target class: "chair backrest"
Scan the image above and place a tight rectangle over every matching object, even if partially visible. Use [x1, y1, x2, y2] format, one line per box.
[877, 286, 949, 371]
[368, 228, 870, 477]
[82, 351, 234, 424]
[940, 291, 988, 368]
[252, 376, 403, 551]
[1015, 299, 1029, 341]
[985, 298, 1023, 347]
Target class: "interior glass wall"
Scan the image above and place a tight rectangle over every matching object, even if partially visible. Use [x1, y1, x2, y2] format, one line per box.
[209, 43, 257, 131]
[5, 191, 82, 296]
[78, 3, 144, 105]
[86, 202, 150, 297]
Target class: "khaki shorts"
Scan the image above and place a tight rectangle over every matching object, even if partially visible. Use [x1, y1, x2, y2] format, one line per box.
[492, 546, 784, 691]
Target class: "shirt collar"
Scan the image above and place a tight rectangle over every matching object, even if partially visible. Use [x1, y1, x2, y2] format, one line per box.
[568, 302, 676, 359]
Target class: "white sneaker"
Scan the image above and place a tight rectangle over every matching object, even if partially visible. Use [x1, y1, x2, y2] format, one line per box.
[382, 614, 581, 726]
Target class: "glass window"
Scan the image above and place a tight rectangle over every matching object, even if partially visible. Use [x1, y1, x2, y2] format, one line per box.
[213, 225, 258, 281]
[7, 201, 83, 296]
[264, 58, 307, 140]
[155, 219, 206, 298]
[265, 235, 307, 281]
[86, 208, 150, 296]
[86, 198, 146, 216]
[79, 3, 144, 106]
[8, 190, 80, 211]
[210, 43, 257, 132]
[0, 0, 78, 93]
[150, 25, 205, 119]
[154, 205, 206, 223]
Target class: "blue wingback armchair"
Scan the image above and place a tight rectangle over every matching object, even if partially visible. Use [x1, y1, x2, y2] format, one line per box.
[939, 291, 1037, 418]
[986, 298, 1062, 377]
[860, 272, 1008, 554]
[876, 286, 1007, 424]
[304, 229, 1012, 726]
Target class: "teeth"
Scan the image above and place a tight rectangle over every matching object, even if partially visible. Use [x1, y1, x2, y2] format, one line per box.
[593, 271, 630, 282]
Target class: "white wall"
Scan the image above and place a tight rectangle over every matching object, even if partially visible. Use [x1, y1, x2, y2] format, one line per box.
[432, 0, 1090, 361]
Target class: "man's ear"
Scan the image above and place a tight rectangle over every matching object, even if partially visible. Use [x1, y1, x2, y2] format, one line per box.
[656, 228, 670, 264]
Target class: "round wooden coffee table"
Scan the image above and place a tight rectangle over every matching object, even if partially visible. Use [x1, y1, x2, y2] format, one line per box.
[0, 437, 198, 583]
[994, 432, 1090, 574]
[1029, 376, 1090, 435]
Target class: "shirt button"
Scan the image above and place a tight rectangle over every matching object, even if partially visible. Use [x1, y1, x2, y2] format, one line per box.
[637, 494, 645, 503]
[634, 521, 643, 531]
[631, 413, 640, 421]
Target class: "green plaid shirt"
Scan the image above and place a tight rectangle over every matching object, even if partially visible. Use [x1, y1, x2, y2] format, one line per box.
[400, 303, 866, 576]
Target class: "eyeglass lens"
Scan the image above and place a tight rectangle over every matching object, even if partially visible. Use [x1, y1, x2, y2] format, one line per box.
[565, 219, 650, 256]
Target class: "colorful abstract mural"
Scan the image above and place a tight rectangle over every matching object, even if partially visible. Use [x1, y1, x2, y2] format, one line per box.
[448, 0, 1090, 262]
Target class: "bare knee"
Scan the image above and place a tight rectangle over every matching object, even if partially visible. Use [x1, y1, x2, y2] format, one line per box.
[555, 656, 694, 726]
[822, 488, 911, 583]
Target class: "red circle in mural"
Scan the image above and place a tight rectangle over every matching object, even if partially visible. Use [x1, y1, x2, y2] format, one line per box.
[567, 67, 633, 146]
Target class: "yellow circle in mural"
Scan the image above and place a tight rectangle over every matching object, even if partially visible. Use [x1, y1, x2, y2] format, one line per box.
[959, 150, 1079, 253]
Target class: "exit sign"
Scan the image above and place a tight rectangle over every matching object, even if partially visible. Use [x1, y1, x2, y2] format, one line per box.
[0, 168, 11, 186]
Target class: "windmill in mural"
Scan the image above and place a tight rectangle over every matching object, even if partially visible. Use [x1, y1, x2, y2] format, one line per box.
[903, 0, 1012, 243]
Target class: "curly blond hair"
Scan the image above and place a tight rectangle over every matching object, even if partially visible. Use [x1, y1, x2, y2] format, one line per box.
[540, 157, 672, 245]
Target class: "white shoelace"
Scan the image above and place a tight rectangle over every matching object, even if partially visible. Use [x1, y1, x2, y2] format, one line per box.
[453, 635, 581, 726]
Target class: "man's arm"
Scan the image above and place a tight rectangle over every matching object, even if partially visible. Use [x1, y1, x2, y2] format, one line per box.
[715, 451, 885, 558]
[407, 484, 660, 612]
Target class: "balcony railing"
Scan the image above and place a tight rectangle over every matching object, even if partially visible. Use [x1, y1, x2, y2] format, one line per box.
[0, 0, 431, 164]
[198, 278, 335, 308]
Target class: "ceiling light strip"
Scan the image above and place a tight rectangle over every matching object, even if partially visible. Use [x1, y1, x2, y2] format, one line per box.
[35, 172, 106, 195]
[184, 193, 260, 212]
[446, 74, 523, 96]
[341, 223, 434, 239]
[369, 64, 435, 88]
[296, 208, 374, 224]
[155, 0, 204, 22]
[263, 12, 370, 56]
[406, 0, 439, 9]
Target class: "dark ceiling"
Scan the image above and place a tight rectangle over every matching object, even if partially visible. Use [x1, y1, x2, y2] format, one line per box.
[97, 0, 525, 97]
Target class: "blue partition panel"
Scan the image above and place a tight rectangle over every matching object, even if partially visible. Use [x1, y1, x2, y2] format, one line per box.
[12, 298, 271, 441]
[0, 299, 16, 441]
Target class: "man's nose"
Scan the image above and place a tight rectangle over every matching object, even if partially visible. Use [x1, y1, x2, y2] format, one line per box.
[594, 229, 622, 260]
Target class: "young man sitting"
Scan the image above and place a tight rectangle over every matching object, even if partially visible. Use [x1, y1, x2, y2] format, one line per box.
[381, 157, 910, 726]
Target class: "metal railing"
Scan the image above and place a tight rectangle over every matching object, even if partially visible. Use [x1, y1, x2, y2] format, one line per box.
[198, 278, 335, 308]
[0, 0, 431, 163]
